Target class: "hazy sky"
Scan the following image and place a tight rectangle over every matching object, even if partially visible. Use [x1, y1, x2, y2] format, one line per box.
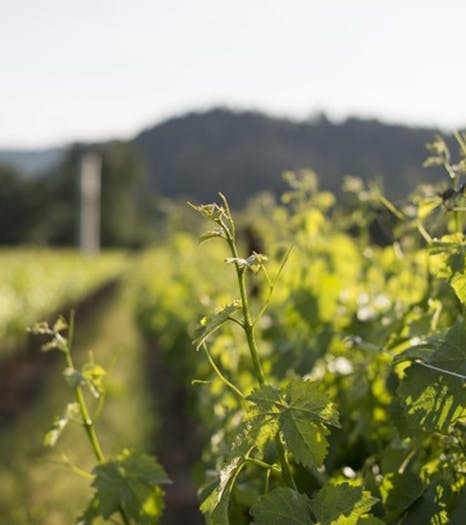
[2, 0, 466, 148]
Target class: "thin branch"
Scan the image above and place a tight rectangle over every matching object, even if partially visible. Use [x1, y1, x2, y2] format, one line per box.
[91, 390, 107, 422]
[398, 448, 417, 475]
[253, 246, 293, 326]
[219, 192, 235, 237]
[227, 315, 245, 329]
[380, 195, 406, 221]
[202, 343, 246, 399]
[261, 264, 273, 289]
[264, 468, 271, 494]
[60, 454, 94, 480]
[417, 222, 433, 244]
[350, 336, 466, 382]
[244, 457, 281, 474]
[414, 360, 466, 381]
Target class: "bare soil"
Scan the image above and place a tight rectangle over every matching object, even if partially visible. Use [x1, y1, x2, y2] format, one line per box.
[145, 338, 205, 525]
[0, 279, 119, 428]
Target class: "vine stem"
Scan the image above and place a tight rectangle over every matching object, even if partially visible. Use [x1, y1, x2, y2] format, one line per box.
[202, 343, 246, 399]
[245, 456, 281, 474]
[65, 312, 131, 525]
[275, 434, 297, 489]
[223, 219, 296, 489]
[65, 312, 105, 463]
[227, 236, 266, 386]
[452, 173, 463, 235]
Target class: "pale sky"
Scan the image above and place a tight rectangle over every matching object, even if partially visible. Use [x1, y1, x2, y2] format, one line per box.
[2, 0, 466, 148]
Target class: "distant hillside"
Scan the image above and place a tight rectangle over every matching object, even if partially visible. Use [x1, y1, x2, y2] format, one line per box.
[0, 108, 452, 207]
[133, 108, 446, 205]
[1, 108, 459, 246]
[0, 147, 65, 176]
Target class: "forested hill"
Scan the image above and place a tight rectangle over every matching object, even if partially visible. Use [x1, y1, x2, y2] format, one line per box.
[0, 108, 452, 206]
[133, 108, 445, 205]
[0, 108, 457, 245]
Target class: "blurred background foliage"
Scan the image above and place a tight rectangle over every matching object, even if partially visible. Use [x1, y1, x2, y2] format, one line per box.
[0, 108, 455, 248]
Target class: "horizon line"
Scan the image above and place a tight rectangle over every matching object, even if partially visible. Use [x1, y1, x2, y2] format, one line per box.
[0, 105, 459, 151]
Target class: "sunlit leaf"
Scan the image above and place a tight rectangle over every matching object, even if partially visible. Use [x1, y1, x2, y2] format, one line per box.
[193, 301, 241, 350]
[310, 483, 378, 525]
[44, 403, 79, 447]
[246, 380, 339, 468]
[78, 449, 169, 524]
[397, 364, 466, 433]
[250, 487, 313, 525]
[199, 228, 227, 244]
[380, 471, 424, 523]
[200, 457, 245, 525]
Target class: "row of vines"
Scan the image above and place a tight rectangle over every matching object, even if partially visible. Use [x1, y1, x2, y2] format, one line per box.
[0, 249, 126, 352]
[18, 136, 465, 524]
[133, 135, 465, 524]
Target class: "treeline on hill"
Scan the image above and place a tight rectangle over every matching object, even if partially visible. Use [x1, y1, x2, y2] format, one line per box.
[0, 142, 155, 247]
[0, 108, 456, 246]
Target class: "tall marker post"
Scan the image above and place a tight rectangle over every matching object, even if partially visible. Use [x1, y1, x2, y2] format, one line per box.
[79, 152, 101, 254]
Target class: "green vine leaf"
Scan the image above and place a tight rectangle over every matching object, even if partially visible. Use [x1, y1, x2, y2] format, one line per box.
[397, 364, 466, 433]
[281, 417, 330, 469]
[379, 471, 424, 523]
[394, 318, 466, 378]
[285, 380, 340, 428]
[29, 320, 54, 336]
[44, 402, 79, 447]
[30, 317, 69, 352]
[225, 252, 268, 272]
[241, 385, 282, 454]
[395, 318, 466, 433]
[417, 197, 442, 220]
[78, 449, 170, 524]
[310, 482, 378, 525]
[200, 456, 245, 525]
[250, 487, 313, 525]
[193, 301, 241, 350]
[188, 201, 227, 222]
[357, 518, 385, 525]
[247, 384, 282, 412]
[225, 257, 250, 268]
[449, 487, 466, 525]
[429, 234, 466, 304]
[199, 228, 227, 244]
[82, 362, 107, 398]
[53, 316, 68, 333]
[247, 380, 340, 468]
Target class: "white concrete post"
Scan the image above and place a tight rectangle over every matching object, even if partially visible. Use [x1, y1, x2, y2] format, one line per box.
[79, 152, 101, 254]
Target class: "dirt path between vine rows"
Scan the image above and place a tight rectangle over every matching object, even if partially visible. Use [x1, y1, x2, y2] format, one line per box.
[0, 276, 205, 524]
[145, 337, 205, 525]
[0, 278, 119, 429]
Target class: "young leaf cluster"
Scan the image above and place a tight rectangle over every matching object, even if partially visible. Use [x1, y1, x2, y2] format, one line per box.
[190, 195, 384, 524]
[31, 315, 169, 524]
